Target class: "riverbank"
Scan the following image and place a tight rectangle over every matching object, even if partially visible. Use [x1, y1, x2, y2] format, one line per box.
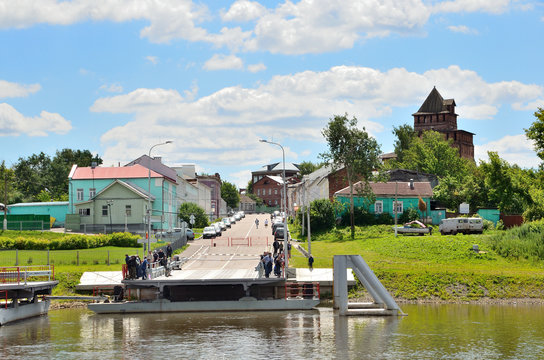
[290, 224, 544, 302]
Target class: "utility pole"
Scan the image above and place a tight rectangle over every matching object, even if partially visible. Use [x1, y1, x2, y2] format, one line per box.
[301, 180, 305, 236]
[3, 164, 7, 231]
[306, 180, 311, 255]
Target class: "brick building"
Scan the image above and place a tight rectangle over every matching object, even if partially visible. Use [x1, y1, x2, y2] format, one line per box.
[412, 87, 475, 160]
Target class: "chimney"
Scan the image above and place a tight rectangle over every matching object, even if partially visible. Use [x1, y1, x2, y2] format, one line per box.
[154, 156, 162, 163]
[409, 179, 414, 190]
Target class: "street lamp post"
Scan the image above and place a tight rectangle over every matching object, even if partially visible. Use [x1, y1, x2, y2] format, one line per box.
[147, 141, 173, 258]
[259, 139, 289, 274]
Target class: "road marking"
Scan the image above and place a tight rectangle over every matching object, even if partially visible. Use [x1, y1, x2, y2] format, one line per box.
[220, 246, 239, 270]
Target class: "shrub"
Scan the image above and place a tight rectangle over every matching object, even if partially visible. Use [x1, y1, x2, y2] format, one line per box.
[398, 207, 420, 223]
[300, 199, 336, 233]
[375, 212, 393, 225]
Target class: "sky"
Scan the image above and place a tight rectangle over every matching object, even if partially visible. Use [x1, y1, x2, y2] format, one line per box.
[1, 0, 543, 188]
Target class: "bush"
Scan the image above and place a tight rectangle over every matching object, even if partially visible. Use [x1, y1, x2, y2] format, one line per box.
[298, 199, 336, 233]
[375, 212, 394, 225]
[489, 219, 544, 260]
[398, 207, 420, 223]
[179, 202, 209, 228]
[0, 231, 140, 250]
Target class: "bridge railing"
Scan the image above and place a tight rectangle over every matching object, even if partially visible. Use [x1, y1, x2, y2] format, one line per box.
[0, 265, 55, 284]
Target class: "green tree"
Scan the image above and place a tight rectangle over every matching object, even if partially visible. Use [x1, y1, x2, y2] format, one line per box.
[479, 152, 531, 214]
[321, 113, 382, 238]
[221, 181, 240, 209]
[298, 161, 323, 176]
[179, 202, 209, 228]
[304, 198, 336, 232]
[398, 130, 469, 178]
[525, 107, 544, 168]
[246, 192, 264, 206]
[13, 152, 52, 201]
[392, 124, 416, 164]
[246, 179, 254, 194]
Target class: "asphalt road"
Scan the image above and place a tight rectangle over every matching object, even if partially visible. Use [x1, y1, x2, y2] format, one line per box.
[179, 213, 274, 274]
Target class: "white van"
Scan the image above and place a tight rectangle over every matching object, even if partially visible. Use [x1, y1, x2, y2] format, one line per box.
[439, 217, 483, 235]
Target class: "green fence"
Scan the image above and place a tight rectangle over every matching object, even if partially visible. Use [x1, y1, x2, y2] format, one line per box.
[6, 214, 51, 230]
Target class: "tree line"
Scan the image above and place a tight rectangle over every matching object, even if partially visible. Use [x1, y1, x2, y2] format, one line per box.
[1, 149, 102, 204]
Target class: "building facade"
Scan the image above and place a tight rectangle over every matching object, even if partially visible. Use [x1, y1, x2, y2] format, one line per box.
[412, 87, 475, 160]
[68, 164, 178, 232]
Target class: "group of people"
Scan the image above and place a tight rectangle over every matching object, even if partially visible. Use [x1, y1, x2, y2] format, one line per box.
[125, 243, 174, 280]
[256, 251, 285, 278]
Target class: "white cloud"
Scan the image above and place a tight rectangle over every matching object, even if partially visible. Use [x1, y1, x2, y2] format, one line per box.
[90, 88, 184, 113]
[0, 103, 71, 137]
[222, 0, 267, 22]
[100, 83, 124, 93]
[475, 134, 540, 168]
[91, 65, 543, 168]
[229, 169, 253, 189]
[0, 0, 525, 55]
[146, 56, 159, 65]
[247, 63, 266, 73]
[431, 0, 512, 14]
[203, 54, 244, 71]
[448, 25, 478, 34]
[0, 80, 41, 98]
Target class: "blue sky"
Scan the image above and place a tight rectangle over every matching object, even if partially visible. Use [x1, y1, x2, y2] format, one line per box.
[1, 0, 543, 188]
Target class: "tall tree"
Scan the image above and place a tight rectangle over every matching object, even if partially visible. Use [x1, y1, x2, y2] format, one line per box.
[321, 113, 381, 238]
[179, 202, 209, 228]
[221, 181, 240, 209]
[298, 161, 323, 176]
[392, 124, 416, 164]
[525, 107, 544, 168]
[13, 152, 51, 201]
[397, 130, 469, 178]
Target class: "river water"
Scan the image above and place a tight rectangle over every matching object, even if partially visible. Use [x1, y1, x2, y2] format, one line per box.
[1, 304, 544, 359]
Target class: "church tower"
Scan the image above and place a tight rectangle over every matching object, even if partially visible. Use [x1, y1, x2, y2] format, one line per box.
[412, 87, 474, 160]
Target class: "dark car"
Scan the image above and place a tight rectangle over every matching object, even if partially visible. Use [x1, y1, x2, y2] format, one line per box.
[274, 227, 288, 240]
[186, 228, 195, 240]
[272, 222, 284, 235]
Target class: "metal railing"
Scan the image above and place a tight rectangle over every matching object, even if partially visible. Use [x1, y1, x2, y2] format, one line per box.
[285, 282, 320, 299]
[0, 265, 55, 284]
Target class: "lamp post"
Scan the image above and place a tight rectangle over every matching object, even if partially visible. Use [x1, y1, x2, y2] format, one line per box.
[147, 141, 173, 258]
[259, 139, 289, 274]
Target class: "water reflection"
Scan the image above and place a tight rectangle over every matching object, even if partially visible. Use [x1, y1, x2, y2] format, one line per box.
[1, 304, 544, 359]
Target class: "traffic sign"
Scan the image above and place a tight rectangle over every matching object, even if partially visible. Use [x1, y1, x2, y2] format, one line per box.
[189, 214, 195, 224]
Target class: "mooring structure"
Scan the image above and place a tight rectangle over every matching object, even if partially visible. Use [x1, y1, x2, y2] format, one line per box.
[333, 255, 404, 316]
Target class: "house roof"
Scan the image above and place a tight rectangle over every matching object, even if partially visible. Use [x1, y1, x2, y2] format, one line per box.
[253, 162, 301, 174]
[239, 194, 256, 204]
[412, 87, 456, 115]
[125, 155, 178, 183]
[334, 181, 433, 197]
[70, 164, 164, 181]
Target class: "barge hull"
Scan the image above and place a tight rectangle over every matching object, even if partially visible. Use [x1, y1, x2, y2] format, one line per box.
[88, 298, 319, 314]
[0, 300, 50, 326]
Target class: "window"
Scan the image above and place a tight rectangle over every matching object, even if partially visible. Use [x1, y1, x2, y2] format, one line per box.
[102, 205, 108, 216]
[79, 208, 90, 216]
[268, 200, 272, 205]
[126, 205, 132, 216]
[374, 201, 383, 214]
[274, 189, 278, 195]
[257, 189, 260, 196]
[393, 201, 403, 214]
[77, 189, 84, 201]
[269, 189, 271, 195]
[275, 200, 278, 205]
[89, 188, 96, 198]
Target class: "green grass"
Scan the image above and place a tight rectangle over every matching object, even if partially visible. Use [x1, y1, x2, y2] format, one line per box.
[290, 224, 544, 301]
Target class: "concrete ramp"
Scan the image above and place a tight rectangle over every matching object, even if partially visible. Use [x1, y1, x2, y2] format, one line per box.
[333, 255, 404, 316]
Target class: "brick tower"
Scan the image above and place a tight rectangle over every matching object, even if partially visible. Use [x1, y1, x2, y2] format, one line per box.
[412, 87, 474, 160]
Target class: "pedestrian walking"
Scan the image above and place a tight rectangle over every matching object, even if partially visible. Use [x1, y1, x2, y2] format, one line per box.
[308, 255, 314, 270]
[273, 239, 280, 257]
[166, 243, 173, 259]
[140, 257, 148, 280]
[255, 218, 259, 229]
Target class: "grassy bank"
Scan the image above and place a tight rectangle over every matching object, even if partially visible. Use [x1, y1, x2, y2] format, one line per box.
[290, 225, 544, 302]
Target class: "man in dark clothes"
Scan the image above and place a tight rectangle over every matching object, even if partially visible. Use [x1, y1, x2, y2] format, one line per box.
[166, 243, 173, 258]
[273, 240, 280, 257]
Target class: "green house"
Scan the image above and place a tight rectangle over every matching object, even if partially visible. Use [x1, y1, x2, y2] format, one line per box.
[334, 180, 434, 223]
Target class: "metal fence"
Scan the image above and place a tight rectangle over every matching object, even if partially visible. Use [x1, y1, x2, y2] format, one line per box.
[5, 221, 48, 231]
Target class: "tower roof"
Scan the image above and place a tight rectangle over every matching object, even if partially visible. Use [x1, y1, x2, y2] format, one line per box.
[413, 87, 456, 115]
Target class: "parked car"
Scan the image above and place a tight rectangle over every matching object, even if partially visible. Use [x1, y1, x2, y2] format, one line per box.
[203, 226, 216, 239]
[272, 222, 284, 235]
[229, 216, 236, 224]
[274, 227, 288, 240]
[186, 228, 195, 240]
[439, 217, 483, 235]
[212, 223, 222, 236]
[223, 218, 231, 228]
[217, 222, 227, 231]
[234, 213, 241, 221]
